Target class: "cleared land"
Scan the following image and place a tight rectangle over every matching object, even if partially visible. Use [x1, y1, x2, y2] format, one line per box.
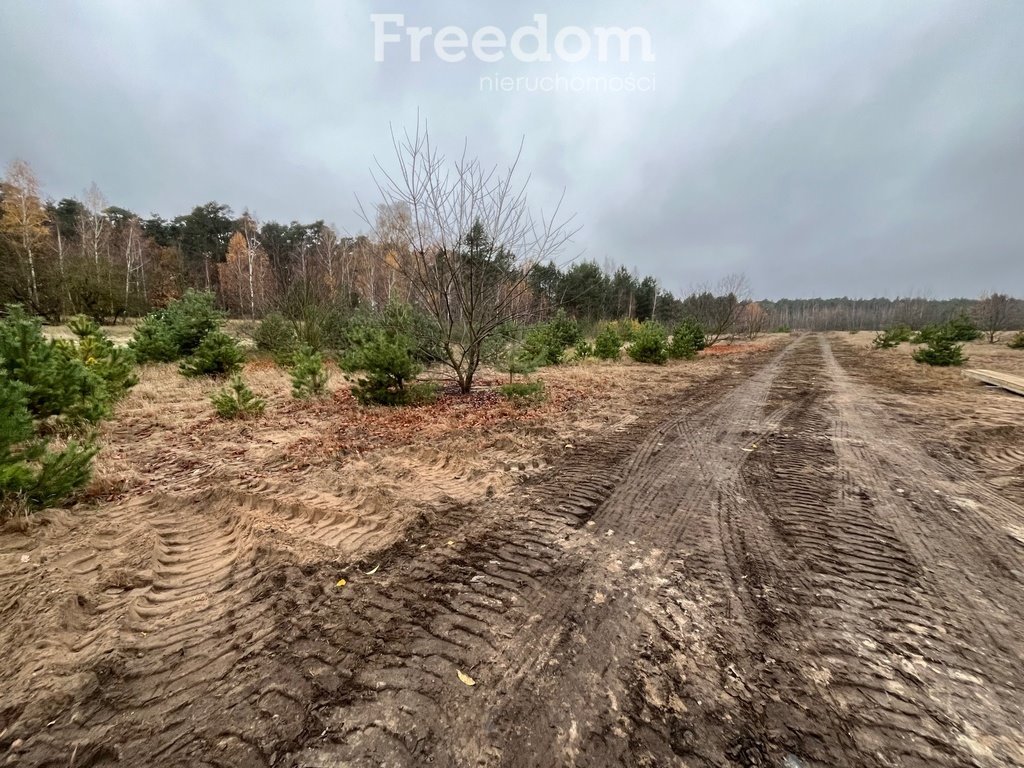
[2, 334, 1024, 767]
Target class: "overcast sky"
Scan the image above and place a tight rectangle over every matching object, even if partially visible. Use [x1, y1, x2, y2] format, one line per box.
[1, 0, 1021, 299]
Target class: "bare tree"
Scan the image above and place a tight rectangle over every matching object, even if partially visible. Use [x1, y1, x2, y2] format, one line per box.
[975, 292, 1013, 343]
[738, 300, 768, 339]
[121, 214, 146, 313]
[360, 120, 578, 393]
[682, 273, 751, 346]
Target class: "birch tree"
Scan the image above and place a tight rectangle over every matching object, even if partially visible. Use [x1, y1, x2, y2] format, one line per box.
[0, 160, 48, 308]
[361, 120, 578, 393]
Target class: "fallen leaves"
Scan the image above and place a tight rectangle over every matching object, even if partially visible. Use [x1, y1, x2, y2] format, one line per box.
[287, 382, 582, 462]
[456, 669, 476, 687]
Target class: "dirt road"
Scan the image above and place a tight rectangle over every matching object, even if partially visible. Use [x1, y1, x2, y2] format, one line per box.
[4, 335, 1024, 767]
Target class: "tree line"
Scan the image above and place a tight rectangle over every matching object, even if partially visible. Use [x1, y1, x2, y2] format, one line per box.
[0, 159, 690, 328]
[3, 156, 1018, 344]
[761, 296, 1023, 335]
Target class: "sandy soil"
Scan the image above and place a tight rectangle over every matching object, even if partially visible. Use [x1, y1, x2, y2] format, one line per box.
[2, 333, 1023, 767]
[42, 320, 256, 347]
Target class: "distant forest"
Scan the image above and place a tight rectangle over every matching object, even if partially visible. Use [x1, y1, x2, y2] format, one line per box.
[759, 297, 1023, 332]
[1, 160, 1020, 334]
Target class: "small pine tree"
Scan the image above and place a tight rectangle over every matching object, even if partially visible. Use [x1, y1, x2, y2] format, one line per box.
[1008, 331, 1024, 350]
[1, 306, 111, 426]
[668, 318, 706, 360]
[546, 309, 582, 349]
[1, 362, 97, 513]
[255, 312, 298, 364]
[628, 321, 668, 364]
[913, 334, 967, 366]
[179, 331, 245, 378]
[484, 324, 539, 383]
[945, 312, 982, 342]
[131, 290, 225, 363]
[910, 325, 943, 345]
[873, 324, 913, 349]
[523, 324, 565, 366]
[64, 315, 138, 403]
[574, 338, 594, 360]
[616, 318, 640, 343]
[340, 329, 422, 405]
[129, 313, 178, 362]
[290, 345, 329, 399]
[594, 325, 622, 360]
[211, 375, 265, 419]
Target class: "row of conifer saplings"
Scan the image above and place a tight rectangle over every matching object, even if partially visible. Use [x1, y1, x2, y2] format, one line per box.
[872, 312, 1024, 366]
[0, 293, 716, 511]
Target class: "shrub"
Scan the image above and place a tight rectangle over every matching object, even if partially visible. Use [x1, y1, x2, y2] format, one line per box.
[405, 381, 440, 405]
[546, 309, 582, 349]
[1, 306, 112, 427]
[290, 345, 329, 399]
[211, 375, 265, 419]
[873, 324, 913, 349]
[913, 334, 966, 366]
[628, 321, 668, 364]
[616, 318, 640, 343]
[499, 379, 546, 404]
[131, 290, 224, 363]
[1, 378, 96, 511]
[0, 309, 113, 511]
[1008, 331, 1024, 349]
[340, 329, 423, 405]
[255, 312, 298, 363]
[483, 323, 539, 383]
[593, 326, 622, 361]
[945, 312, 982, 342]
[63, 315, 138, 403]
[574, 338, 594, 359]
[524, 324, 566, 367]
[179, 331, 245, 378]
[668, 318, 707, 360]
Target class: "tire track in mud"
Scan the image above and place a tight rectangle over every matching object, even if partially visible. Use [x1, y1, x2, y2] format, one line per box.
[281, 343, 800, 768]
[659, 335, 1024, 767]
[452, 345, 802, 766]
[9, 493, 290, 767]
[818, 338, 1024, 766]
[13, 335, 1023, 767]
[6, 348, 782, 768]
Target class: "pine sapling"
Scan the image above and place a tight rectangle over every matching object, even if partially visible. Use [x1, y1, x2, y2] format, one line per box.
[291, 345, 329, 399]
[211, 375, 265, 419]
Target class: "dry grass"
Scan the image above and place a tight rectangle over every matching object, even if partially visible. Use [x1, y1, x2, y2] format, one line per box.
[82, 337, 781, 553]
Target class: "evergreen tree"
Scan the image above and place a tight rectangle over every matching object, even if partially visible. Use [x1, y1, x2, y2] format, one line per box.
[211, 375, 265, 419]
[179, 330, 245, 378]
[594, 325, 622, 360]
[290, 345, 329, 399]
[628, 321, 668, 364]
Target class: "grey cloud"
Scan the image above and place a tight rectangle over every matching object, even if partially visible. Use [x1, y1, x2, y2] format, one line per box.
[1, 0, 1021, 298]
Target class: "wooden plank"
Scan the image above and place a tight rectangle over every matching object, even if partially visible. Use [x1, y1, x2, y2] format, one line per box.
[964, 369, 1024, 397]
